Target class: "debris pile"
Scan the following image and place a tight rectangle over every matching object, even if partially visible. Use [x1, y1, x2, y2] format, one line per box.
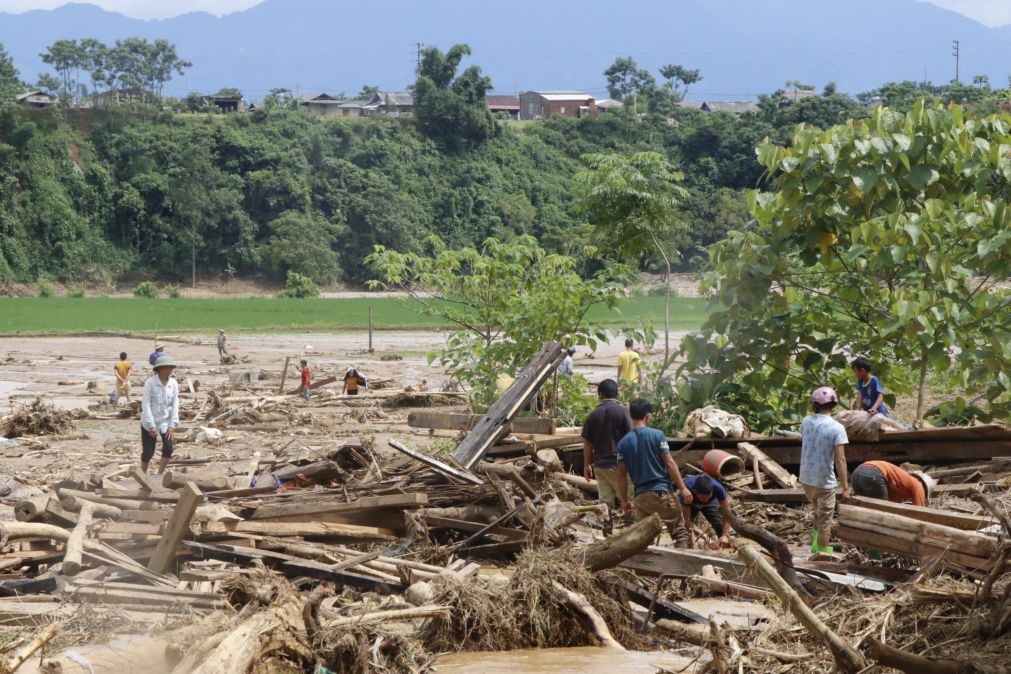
[1, 398, 77, 438]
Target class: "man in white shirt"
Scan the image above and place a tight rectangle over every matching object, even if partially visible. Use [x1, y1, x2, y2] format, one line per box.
[141, 356, 180, 474]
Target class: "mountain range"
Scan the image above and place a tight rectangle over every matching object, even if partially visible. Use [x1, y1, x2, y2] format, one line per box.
[1, 0, 1010, 101]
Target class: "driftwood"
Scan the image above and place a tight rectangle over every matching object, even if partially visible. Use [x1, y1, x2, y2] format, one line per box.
[63, 503, 94, 576]
[162, 471, 231, 492]
[725, 509, 812, 601]
[60, 495, 122, 521]
[0, 621, 61, 672]
[738, 543, 866, 673]
[13, 496, 51, 523]
[552, 581, 625, 650]
[580, 514, 662, 572]
[868, 637, 1008, 674]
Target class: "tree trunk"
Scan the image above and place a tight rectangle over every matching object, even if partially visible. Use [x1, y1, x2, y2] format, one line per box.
[916, 344, 929, 421]
[868, 637, 1007, 674]
[579, 513, 661, 572]
[553, 581, 625, 650]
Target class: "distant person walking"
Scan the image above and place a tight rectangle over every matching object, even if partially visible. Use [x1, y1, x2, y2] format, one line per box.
[148, 344, 166, 367]
[799, 386, 851, 554]
[617, 338, 642, 388]
[342, 366, 367, 396]
[299, 360, 312, 400]
[140, 356, 179, 474]
[217, 330, 229, 360]
[113, 352, 132, 405]
[581, 379, 632, 509]
[616, 397, 692, 547]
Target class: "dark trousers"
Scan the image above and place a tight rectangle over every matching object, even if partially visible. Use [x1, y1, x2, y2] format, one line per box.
[689, 500, 725, 537]
[852, 464, 889, 500]
[141, 426, 175, 463]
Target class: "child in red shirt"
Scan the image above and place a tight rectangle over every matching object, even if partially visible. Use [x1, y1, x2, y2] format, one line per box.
[299, 359, 312, 400]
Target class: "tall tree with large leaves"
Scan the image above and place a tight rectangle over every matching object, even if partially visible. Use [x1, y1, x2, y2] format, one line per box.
[604, 56, 656, 104]
[414, 43, 497, 152]
[576, 151, 688, 373]
[682, 101, 1011, 427]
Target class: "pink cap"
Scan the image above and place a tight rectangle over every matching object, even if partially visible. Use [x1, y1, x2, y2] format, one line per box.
[811, 387, 838, 405]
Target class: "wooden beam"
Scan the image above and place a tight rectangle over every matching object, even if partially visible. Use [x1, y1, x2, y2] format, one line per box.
[202, 521, 398, 542]
[621, 545, 762, 585]
[452, 342, 567, 469]
[621, 581, 705, 624]
[148, 483, 203, 575]
[738, 442, 797, 489]
[388, 439, 483, 485]
[423, 515, 527, 540]
[128, 465, 158, 492]
[277, 356, 291, 395]
[250, 493, 427, 521]
[62, 503, 93, 576]
[408, 411, 556, 435]
[846, 495, 993, 531]
[835, 525, 991, 571]
[837, 504, 997, 560]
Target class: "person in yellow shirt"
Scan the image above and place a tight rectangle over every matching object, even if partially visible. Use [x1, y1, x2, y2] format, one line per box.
[617, 339, 642, 387]
[113, 352, 133, 405]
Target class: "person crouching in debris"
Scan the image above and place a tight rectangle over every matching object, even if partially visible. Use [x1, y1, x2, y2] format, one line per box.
[616, 398, 692, 547]
[680, 474, 734, 549]
[299, 360, 312, 400]
[140, 356, 179, 475]
[800, 387, 851, 555]
[581, 379, 632, 510]
[851, 461, 934, 505]
[342, 366, 367, 396]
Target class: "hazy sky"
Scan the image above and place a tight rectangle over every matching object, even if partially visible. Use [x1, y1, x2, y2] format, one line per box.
[1, 0, 1010, 26]
[0, 0, 263, 19]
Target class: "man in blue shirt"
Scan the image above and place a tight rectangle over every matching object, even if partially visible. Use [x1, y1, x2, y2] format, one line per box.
[148, 344, 166, 367]
[616, 398, 692, 547]
[679, 474, 734, 549]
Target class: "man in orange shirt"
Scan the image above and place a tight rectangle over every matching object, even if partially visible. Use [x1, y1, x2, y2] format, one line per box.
[851, 461, 934, 506]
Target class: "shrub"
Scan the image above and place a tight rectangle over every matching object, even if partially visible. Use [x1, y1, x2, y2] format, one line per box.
[132, 281, 159, 298]
[37, 280, 55, 298]
[67, 284, 85, 298]
[278, 271, 319, 299]
[165, 284, 181, 299]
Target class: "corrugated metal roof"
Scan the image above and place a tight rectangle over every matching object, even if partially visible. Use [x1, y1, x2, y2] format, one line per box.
[701, 101, 758, 114]
[525, 91, 594, 101]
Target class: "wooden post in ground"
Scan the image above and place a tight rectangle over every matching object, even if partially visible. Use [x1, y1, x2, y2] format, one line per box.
[368, 306, 374, 353]
[737, 543, 866, 673]
[148, 483, 203, 575]
[277, 356, 291, 395]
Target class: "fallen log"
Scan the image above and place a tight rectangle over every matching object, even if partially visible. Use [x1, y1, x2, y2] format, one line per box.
[59, 495, 122, 520]
[579, 514, 662, 572]
[553, 581, 625, 650]
[868, 636, 1008, 674]
[58, 488, 147, 511]
[321, 605, 451, 627]
[13, 495, 51, 523]
[551, 472, 598, 494]
[63, 503, 94, 576]
[737, 543, 866, 673]
[162, 471, 231, 492]
[846, 495, 992, 531]
[725, 510, 811, 601]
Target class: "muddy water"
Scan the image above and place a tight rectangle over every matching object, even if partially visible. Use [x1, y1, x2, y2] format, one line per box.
[435, 646, 697, 673]
[19, 634, 173, 674]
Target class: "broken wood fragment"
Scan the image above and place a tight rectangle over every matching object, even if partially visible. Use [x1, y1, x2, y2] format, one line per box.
[868, 636, 1007, 674]
[13, 495, 51, 523]
[162, 471, 231, 492]
[388, 439, 483, 486]
[62, 503, 94, 576]
[738, 442, 797, 488]
[580, 514, 662, 572]
[553, 581, 625, 650]
[148, 482, 204, 574]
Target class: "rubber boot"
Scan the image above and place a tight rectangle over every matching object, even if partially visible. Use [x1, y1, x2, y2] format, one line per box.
[809, 529, 820, 554]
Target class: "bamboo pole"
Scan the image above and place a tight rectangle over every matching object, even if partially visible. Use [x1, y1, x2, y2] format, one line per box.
[737, 543, 866, 673]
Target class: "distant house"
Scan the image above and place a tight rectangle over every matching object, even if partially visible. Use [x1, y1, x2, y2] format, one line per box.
[335, 100, 368, 117]
[486, 94, 520, 119]
[15, 90, 55, 109]
[700, 101, 759, 115]
[93, 89, 146, 108]
[362, 91, 414, 117]
[210, 94, 243, 113]
[596, 98, 624, 113]
[519, 91, 597, 120]
[301, 93, 343, 117]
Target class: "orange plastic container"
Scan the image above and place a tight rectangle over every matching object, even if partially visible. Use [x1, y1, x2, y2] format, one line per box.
[702, 449, 744, 478]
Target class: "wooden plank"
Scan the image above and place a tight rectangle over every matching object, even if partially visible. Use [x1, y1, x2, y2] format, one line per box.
[388, 440, 484, 485]
[120, 509, 172, 524]
[97, 488, 180, 503]
[621, 546, 763, 586]
[66, 586, 224, 610]
[203, 520, 398, 542]
[845, 495, 993, 531]
[286, 375, 338, 395]
[452, 342, 567, 469]
[738, 442, 797, 489]
[737, 488, 809, 504]
[250, 492, 427, 521]
[835, 525, 993, 571]
[408, 412, 556, 435]
[128, 466, 158, 493]
[148, 483, 203, 575]
[621, 581, 706, 624]
[837, 504, 997, 558]
[182, 541, 402, 593]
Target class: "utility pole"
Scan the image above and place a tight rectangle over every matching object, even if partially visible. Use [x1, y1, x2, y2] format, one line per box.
[415, 42, 424, 76]
[952, 40, 960, 83]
